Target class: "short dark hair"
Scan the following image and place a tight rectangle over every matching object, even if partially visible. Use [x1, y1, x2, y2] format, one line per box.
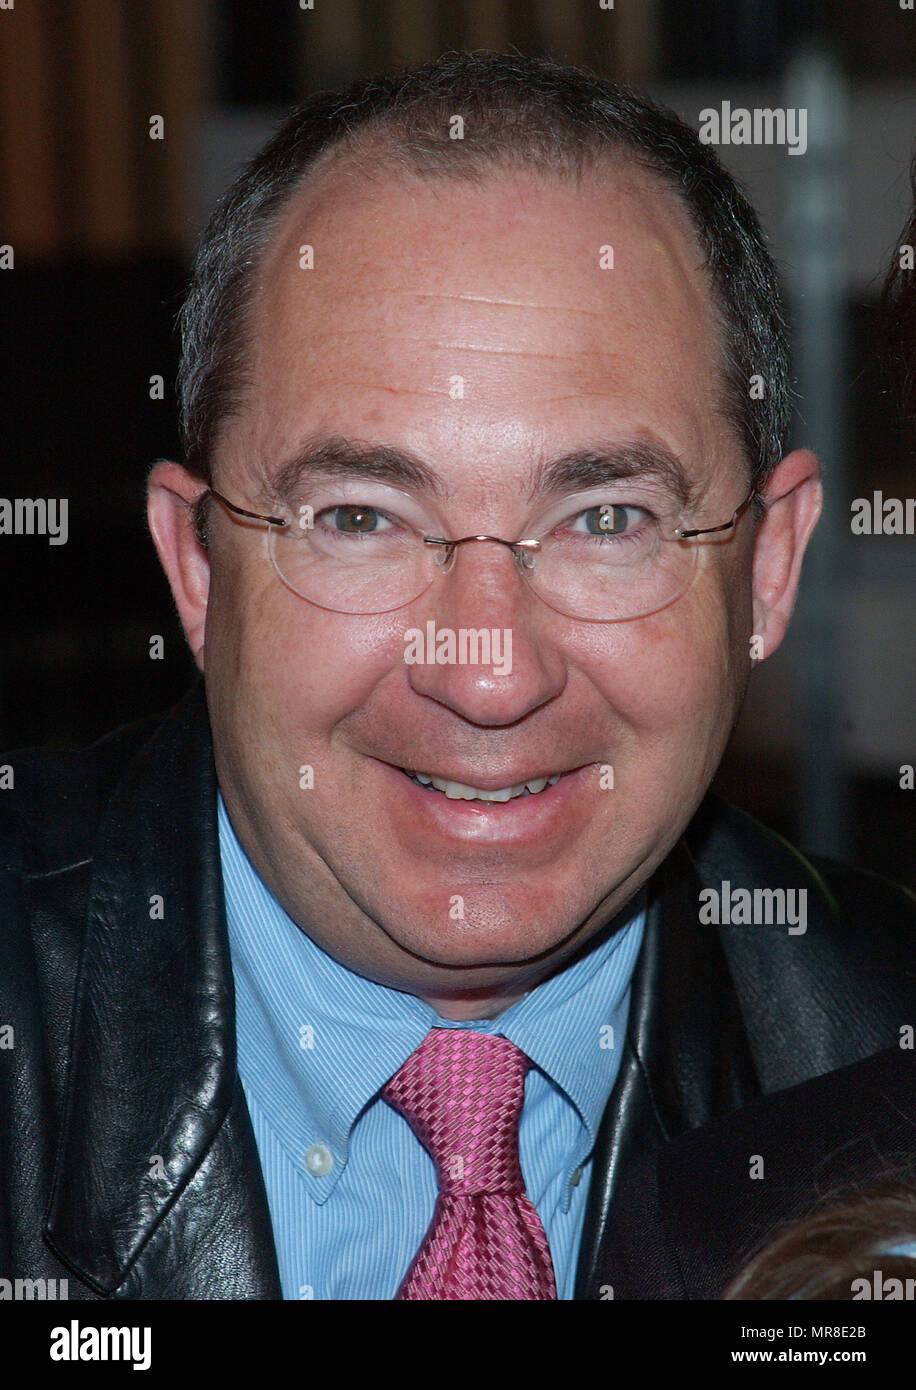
[177, 51, 792, 490]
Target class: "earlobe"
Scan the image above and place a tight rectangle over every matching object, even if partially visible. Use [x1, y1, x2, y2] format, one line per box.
[750, 449, 823, 661]
[147, 461, 211, 671]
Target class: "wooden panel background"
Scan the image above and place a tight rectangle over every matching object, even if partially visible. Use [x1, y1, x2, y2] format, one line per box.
[0, 0, 656, 260]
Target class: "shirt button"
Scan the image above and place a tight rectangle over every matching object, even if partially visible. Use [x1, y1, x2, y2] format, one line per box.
[304, 1143, 333, 1177]
[570, 1166, 583, 1187]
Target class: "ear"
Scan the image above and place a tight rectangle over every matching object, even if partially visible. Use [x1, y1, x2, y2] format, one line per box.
[147, 461, 211, 671]
[751, 448, 823, 661]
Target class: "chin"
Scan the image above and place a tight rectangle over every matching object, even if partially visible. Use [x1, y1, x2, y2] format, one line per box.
[377, 887, 592, 972]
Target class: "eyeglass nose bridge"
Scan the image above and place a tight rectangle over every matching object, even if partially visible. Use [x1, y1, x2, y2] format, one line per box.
[423, 533, 541, 574]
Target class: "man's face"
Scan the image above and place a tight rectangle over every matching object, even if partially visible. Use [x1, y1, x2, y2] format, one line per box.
[198, 158, 758, 1013]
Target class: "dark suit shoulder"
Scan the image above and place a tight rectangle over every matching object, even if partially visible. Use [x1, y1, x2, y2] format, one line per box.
[688, 794, 914, 916]
[647, 1045, 916, 1299]
[807, 848, 916, 923]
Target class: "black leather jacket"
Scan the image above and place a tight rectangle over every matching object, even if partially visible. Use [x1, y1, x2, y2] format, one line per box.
[1, 684, 913, 1299]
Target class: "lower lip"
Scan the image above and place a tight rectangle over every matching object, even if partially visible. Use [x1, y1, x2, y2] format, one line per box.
[376, 760, 595, 848]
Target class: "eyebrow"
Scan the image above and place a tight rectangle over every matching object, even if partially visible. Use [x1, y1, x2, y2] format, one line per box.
[264, 436, 445, 501]
[262, 434, 697, 510]
[529, 440, 698, 510]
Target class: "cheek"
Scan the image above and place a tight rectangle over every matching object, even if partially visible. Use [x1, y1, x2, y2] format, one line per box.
[576, 580, 742, 766]
[213, 572, 406, 756]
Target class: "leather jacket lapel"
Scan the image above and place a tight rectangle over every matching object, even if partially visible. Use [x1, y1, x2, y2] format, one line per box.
[574, 838, 762, 1298]
[44, 686, 281, 1297]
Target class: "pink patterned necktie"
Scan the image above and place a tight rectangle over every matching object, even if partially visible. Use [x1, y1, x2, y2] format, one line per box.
[381, 1028, 558, 1300]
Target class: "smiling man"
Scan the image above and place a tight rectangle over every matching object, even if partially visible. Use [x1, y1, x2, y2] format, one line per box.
[3, 53, 914, 1303]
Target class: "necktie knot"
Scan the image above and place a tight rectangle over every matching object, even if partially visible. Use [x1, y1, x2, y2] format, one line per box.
[382, 1029, 530, 1196]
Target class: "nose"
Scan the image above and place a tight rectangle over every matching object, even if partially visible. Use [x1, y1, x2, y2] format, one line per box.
[403, 539, 567, 725]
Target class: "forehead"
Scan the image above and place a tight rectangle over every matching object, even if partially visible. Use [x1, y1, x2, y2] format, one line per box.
[231, 155, 736, 495]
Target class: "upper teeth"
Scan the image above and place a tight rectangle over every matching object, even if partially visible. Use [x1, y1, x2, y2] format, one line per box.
[407, 771, 561, 802]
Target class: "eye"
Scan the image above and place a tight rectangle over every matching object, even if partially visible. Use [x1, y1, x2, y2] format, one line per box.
[568, 504, 647, 537]
[319, 505, 394, 535]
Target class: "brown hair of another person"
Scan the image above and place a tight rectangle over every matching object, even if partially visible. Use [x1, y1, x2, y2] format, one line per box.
[724, 1177, 916, 1300]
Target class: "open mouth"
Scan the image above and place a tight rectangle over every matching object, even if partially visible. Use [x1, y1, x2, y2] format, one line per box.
[400, 768, 563, 803]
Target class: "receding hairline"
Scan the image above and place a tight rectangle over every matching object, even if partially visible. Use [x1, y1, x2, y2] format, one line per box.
[253, 135, 708, 304]
[276, 123, 703, 222]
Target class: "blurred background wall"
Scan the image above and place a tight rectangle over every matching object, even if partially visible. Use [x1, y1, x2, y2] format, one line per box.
[0, 0, 913, 882]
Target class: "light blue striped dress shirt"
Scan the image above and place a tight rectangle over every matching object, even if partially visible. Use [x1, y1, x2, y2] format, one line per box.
[219, 790, 645, 1300]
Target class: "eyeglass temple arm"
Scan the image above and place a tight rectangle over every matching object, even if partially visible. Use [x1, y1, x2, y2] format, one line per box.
[207, 488, 288, 528]
[674, 487, 759, 540]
